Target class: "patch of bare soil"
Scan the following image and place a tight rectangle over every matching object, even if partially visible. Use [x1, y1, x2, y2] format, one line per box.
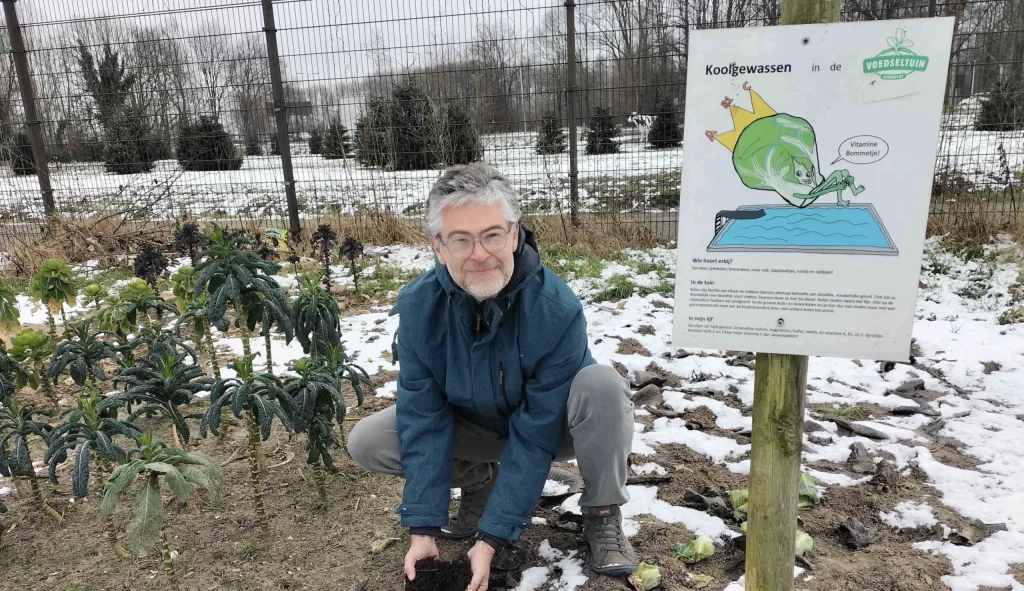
[695, 388, 748, 414]
[643, 362, 683, 389]
[0, 396, 407, 591]
[349, 370, 401, 415]
[808, 402, 892, 422]
[928, 437, 984, 471]
[654, 444, 748, 503]
[0, 382, 961, 591]
[372, 369, 399, 386]
[681, 406, 718, 431]
[809, 549, 952, 591]
[616, 338, 651, 357]
[801, 481, 953, 591]
[1011, 562, 1024, 585]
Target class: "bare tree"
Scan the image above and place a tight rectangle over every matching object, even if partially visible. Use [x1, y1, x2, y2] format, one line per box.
[188, 22, 233, 120]
[470, 19, 526, 134]
[228, 35, 271, 151]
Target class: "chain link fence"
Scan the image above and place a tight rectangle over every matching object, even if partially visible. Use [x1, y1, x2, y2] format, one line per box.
[0, 0, 1019, 252]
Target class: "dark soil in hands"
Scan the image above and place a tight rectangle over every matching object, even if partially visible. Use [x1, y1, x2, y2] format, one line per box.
[406, 558, 516, 591]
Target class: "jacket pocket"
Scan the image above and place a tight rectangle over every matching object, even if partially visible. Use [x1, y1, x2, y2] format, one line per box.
[499, 362, 513, 412]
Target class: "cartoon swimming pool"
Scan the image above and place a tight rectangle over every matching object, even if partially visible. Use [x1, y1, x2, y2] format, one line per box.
[707, 203, 898, 255]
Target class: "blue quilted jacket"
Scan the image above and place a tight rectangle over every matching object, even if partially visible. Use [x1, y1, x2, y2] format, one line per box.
[392, 225, 595, 542]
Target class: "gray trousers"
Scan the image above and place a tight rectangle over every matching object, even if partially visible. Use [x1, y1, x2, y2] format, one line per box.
[347, 364, 634, 508]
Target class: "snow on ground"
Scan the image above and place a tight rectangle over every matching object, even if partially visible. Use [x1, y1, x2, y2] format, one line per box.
[181, 239, 1024, 590]
[527, 238, 1024, 590]
[0, 100, 1013, 225]
[7, 236, 1024, 590]
[0, 130, 682, 222]
[937, 95, 1024, 192]
[881, 501, 939, 529]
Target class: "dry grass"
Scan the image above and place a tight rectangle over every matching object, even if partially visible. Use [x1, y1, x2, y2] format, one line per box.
[927, 202, 1024, 258]
[307, 210, 428, 247]
[296, 211, 665, 259]
[525, 213, 664, 258]
[0, 209, 661, 283]
[0, 215, 172, 276]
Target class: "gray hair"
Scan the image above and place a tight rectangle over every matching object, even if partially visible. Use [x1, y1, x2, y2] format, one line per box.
[425, 162, 522, 237]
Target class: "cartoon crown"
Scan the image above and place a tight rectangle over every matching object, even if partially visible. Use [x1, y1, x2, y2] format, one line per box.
[713, 86, 776, 153]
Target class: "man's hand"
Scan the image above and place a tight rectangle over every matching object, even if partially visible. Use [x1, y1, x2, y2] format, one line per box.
[404, 535, 439, 581]
[467, 540, 495, 591]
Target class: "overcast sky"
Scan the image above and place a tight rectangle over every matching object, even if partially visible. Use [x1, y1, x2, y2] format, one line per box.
[15, 0, 561, 82]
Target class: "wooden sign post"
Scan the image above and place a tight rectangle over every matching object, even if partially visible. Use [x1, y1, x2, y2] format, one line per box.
[743, 4, 839, 591]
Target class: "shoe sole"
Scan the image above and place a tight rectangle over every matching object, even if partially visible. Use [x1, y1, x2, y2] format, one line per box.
[590, 561, 639, 577]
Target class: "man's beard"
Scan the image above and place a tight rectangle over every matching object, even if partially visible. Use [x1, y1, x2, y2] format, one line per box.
[460, 258, 515, 300]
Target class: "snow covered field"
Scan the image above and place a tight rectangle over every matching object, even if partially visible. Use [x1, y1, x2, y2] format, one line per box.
[0, 97, 1016, 229]
[937, 96, 1024, 193]
[0, 129, 682, 223]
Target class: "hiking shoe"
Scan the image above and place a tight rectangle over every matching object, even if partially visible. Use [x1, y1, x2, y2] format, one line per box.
[583, 505, 639, 576]
[439, 468, 497, 539]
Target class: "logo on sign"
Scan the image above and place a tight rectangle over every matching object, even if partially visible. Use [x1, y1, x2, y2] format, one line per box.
[862, 28, 929, 80]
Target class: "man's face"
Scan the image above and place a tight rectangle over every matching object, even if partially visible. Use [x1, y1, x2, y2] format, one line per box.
[432, 201, 518, 301]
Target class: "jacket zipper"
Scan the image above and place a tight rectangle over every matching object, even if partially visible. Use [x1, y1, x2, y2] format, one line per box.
[499, 362, 512, 411]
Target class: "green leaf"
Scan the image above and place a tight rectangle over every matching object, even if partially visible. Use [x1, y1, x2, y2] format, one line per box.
[628, 562, 661, 591]
[231, 382, 248, 419]
[185, 451, 222, 484]
[46, 441, 74, 484]
[179, 466, 219, 504]
[371, 537, 400, 554]
[126, 474, 163, 557]
[164, 465, 191, 502]
[730, 489, 749, 513]
[71, 441, 91, 499]
[95, 431, 118, 461]
[251, 396, 275, 441]
[102, 459, 147, 515]
[799, 473, 820, 509]
[672, 536, 715, 564]
[12, 436, 30, 476]
[795, 530, 814, 556]
[144, 461, 174, 474]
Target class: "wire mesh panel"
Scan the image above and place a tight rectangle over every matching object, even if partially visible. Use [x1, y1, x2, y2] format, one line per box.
[0, 0, 1020, 251]
[0, 0, 294, 251]
[904, 0, 1024, 228]
[271, 0, 571, 239]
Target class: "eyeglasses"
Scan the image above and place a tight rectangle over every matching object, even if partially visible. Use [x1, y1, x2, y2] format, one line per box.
[438, 222, 515, 260]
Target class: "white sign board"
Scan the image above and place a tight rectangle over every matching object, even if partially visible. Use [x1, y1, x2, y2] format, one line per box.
[673, 17, 955, 361]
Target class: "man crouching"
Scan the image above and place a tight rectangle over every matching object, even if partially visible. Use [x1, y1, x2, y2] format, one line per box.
[348, 162, 638, 589]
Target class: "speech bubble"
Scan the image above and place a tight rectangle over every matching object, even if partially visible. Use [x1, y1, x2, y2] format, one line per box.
[831, 135, 889, 165]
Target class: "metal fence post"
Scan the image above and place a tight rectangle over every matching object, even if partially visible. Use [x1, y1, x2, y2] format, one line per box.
[260, 0, 301, 240]
[2, 0, 55, 223]
[564, 0, 580, 228]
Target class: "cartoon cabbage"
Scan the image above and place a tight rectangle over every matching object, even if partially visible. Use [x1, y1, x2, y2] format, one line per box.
[718, 87, 866, 208]
[733, 113, 825, 204]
